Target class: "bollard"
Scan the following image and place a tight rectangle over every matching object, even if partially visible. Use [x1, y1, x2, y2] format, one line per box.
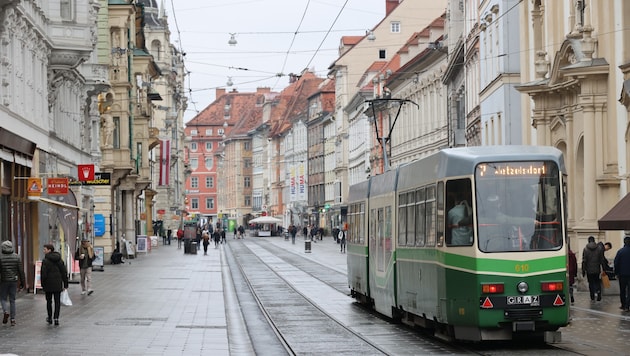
[305, 239, 311, 253]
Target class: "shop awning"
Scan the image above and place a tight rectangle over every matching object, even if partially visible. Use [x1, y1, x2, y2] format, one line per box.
[30, 197, 82, 211]
[598, 193, 630, 230]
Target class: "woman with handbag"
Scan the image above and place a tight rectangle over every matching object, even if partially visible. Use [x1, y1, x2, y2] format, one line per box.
[41, 244, 69, 326]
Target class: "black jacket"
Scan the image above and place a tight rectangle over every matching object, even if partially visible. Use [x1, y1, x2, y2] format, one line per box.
[41, 251, 69, 292]
[0, 243, 26, 287]
[582, 241, 605, 275]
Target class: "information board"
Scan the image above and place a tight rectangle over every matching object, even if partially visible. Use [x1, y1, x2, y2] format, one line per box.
[34, 261, 42, 294]
[136, 236, 147, 254]
[124, 239, 135, 259]
[93, 246, 104, 271]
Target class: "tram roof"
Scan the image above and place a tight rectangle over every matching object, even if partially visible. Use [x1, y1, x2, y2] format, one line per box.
[396, 145, 566, 191]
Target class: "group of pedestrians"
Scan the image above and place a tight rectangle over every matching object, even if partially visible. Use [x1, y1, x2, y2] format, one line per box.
[578, 235, 630, 311]
[0, 237, 95, 328]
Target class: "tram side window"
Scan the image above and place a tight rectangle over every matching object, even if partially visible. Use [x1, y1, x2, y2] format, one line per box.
[350, 203, 366, 244]
[415, 188, 426, 247]
[359, 202, 365, 244]
[436, 181, 445, 247]
[398, 193, 407, 246]
[446, 178, 473, 246]
[426, 185, 436, 246]
[406, 192, 416, 247]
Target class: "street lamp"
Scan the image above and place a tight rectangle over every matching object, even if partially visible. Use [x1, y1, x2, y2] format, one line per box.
[228, 33, 237, 46]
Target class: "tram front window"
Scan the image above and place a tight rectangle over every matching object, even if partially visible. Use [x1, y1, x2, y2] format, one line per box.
[475, 161, 562, 252]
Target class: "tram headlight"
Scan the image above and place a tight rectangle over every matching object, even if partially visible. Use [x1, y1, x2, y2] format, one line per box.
[517, 281, 529, 294]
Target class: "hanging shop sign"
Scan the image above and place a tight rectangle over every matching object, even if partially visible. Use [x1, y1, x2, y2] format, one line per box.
[69, 172, 111, 186]
[47, 177, 69, 195]
[27, 178, 42, 197]
[77, 164, 95, 181]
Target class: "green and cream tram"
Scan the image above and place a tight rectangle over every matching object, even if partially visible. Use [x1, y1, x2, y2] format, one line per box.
[346, 146, 569, 341]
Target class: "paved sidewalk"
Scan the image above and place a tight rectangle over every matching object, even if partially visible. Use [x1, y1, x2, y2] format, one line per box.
[1, 242, 229, 356]
[0, 235, 345, 356]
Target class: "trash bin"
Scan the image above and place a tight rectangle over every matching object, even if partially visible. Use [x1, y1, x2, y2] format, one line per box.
[190, 242, 198, 255]
[305, 239, 311, 253]
[183, 239, 191, 254]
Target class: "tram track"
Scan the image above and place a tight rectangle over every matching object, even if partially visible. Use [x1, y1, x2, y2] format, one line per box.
[226, 238, 586, 355]
[227, 239, 390, 355]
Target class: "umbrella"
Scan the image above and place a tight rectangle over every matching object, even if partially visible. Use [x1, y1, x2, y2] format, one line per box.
[249, 216, 283, 224]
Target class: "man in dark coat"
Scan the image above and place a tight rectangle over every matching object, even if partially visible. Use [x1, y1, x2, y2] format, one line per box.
[42, 244, 69, 326]
[0, 240, 26, 326]
[582, 235, 606, 301]
[614, 235, 630, 311]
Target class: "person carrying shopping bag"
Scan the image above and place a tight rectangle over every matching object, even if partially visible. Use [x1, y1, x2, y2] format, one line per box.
[41, 244, 69, 326]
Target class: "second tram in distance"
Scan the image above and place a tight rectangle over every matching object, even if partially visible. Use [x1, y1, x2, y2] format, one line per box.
[346, 145, 569, 342]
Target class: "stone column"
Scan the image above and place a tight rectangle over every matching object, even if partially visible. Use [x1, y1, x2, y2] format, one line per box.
[580, 95, 597, 223]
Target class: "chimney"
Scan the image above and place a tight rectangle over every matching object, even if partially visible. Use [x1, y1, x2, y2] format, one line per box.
[216, 88, 226, 98]
[256, 87, 271, 94]
[386, 0, 400, 16]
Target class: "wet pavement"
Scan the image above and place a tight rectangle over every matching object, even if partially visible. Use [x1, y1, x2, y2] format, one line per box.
[1, 233, 628, 355]
[0, 234, 345, 356]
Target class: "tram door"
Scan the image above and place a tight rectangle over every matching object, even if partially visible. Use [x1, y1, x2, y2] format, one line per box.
[369, 201, 395, 318]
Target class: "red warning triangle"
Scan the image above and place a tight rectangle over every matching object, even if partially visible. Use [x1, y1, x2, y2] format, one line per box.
[553, 295, 565, 306]
[481, 297, 494, 309]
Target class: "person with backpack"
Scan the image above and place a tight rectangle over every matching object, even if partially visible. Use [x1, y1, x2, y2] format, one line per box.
[0, 240, 26, 326]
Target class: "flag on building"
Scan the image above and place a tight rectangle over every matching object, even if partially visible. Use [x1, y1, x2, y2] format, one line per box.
[159, 140, 170, 186]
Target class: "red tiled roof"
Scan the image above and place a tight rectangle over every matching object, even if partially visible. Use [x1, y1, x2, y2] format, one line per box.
[268, 71, 325, 136]
[341, 35, 363, 46]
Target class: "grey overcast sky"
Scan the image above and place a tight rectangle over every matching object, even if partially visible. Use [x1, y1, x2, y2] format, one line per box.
[167, 0, 385, 122]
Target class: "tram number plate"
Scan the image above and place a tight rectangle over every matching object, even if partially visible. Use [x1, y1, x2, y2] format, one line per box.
[506, 295, 539, 306]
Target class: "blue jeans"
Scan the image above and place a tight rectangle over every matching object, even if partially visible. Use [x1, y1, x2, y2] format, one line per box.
[619, 276, 630, 309]
[0, 281, 18, 319]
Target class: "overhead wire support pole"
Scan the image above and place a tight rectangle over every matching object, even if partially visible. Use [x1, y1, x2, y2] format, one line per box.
[366, 98, 419, 172]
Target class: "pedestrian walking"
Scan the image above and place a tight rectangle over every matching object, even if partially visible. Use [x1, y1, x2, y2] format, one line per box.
[221, 228, 226, 244]
[290, 225, 297, 244]
[202, 230, 210, 255]
[614, 235, 630, 311]
[339, 229, 346, 253]
[196, 226, 202, 251]
[213, 229, 221, 248]
[41, 244, 68, 326]
[177, 228, 184, 249]
[332, 226, 340, 243]
[75, 237, 96, 296]
[0, 240, 26, 326]
[568, 248, 578, 304]
[582, 235, 607, 301]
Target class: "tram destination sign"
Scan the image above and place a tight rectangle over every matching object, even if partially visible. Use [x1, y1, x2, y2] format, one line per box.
[477, 162, 550, 177]
[69, 172, 111, 186]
